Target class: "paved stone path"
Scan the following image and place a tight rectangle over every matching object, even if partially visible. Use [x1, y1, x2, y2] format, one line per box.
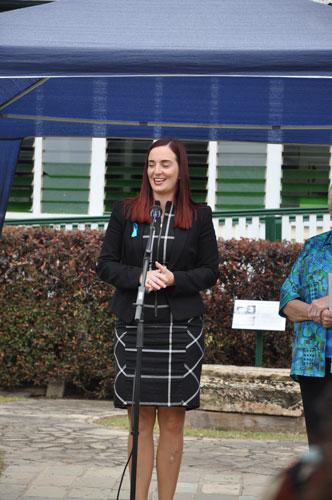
[0, 399, 307, 500]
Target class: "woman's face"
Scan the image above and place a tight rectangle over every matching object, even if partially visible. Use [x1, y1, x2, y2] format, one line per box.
[147, 145, 179, 201]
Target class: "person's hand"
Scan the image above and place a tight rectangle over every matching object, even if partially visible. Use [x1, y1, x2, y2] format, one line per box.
[140, 269, 166, 292]
[140, 262, 174, 292]
[154, 261, 175, 287]
[320, 309, 332, 329]
[308, 296, 329, 323]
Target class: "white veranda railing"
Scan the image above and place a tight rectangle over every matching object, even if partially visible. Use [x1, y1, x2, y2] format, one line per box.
[5, 209, 332, 243]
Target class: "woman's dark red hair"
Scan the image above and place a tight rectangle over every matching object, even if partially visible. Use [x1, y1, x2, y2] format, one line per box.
[123, 138, 197, 229]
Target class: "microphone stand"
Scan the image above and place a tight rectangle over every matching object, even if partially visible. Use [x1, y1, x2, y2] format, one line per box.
[130, 206, 161, 500]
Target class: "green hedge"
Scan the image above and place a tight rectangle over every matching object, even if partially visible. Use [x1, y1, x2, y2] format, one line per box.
[0, 227, 303, 398]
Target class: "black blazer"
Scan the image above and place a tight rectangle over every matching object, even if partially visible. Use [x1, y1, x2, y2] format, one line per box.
[96, 200, 219, 323]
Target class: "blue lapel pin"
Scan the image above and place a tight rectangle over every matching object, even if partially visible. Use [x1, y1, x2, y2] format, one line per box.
[131, 223, 138, 238]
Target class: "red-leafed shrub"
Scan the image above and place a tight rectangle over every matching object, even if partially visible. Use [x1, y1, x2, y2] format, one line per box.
[0, 227, 303, 397]
[203, 239, 303, 367]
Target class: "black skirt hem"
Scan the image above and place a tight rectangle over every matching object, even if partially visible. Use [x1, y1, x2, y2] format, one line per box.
[114, 402, 199, 412]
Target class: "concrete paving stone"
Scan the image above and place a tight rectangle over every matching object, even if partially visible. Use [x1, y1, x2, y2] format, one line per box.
[202, 483, 240, 495]
[0, 472, 37, 485]
[8, 465, 47, 474]
[72, 475, 117, 488]
[194, 495, 236, 500]
[66, 487, 112, 499]
[242, 475, 275, 496]
[149, 480, 157, 489]
[32, 473, 76, 487]
[22, 498, 67, 500]
[173, 494, 195, 500]
[176, 482, 198, 493]
[243, 466, 282, 476]
[0, 484, 26, 500]
[177, 472, 202, 483]
[205, 473, 242, 483]
[111, 483, 131, 495]
[24, 485, 68, 498]
[242, 475, 271, 488]
[45, 465, 87, 476]
[84, 467, 122, 478]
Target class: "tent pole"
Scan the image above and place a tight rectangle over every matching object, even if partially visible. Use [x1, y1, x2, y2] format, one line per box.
[1, 112, 332, 130]
[0, 78, 49, 111]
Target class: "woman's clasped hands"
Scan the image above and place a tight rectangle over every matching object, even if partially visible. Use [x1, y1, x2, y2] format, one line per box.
[320, 308, 332, 328]
[140, 261, 175, 293]
[308, 295, 332, 328]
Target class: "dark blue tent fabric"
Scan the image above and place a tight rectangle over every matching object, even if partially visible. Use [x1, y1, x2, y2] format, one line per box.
[1, 0, 332, 231]
[1, 0, 332, 77]
[0, 0, 331, 145]
[0, 140, 21, 233]
[1, 0, 332, 143]
[1, 76, 332, 144]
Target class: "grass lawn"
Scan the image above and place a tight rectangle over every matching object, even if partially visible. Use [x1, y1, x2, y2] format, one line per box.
[96, 415, 307, 442]
[0, 395, 24, 403]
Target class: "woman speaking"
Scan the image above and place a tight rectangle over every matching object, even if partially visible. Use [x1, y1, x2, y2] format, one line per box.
[97, 138, 219, 500]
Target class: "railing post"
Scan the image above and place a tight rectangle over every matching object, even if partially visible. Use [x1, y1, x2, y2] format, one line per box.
[265, 216, 281, 242]
[255, 332, 263, 367]
[265, 216, 276, 241]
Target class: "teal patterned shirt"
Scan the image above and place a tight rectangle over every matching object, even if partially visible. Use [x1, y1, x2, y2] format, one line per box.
[279, 231, 332, 379]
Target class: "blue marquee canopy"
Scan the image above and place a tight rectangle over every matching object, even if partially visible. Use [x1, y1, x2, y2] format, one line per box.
[1, 0, 332, 230]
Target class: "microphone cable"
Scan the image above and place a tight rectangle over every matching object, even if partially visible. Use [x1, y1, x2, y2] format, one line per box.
[116, 450, 132, 500]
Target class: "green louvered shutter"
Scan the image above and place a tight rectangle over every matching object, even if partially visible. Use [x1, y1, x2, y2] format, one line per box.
[216, 142, 267, 210]
[185, 141, 208, 204]
[104, 139, 208, 213]
[7, 137, 34, 212]
[104, 139, 149, 212]
[42, 138, 91, 214]
[281, 145, 331, 208]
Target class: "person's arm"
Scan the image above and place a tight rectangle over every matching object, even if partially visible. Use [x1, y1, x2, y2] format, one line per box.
[282, 299, 310, 322]
[279, 243, 307, 321]
[96, 201, 142, 289]
[282, 296, 330, 324]
[170, 207, 219, 295]
[279, 240, 330, 325]
[308, 295, 329, 322]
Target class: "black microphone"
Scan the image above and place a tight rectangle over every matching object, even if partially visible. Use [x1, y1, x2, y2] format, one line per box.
[149, 205, 162, 220]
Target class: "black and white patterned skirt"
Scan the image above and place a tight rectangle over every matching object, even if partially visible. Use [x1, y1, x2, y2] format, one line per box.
[113, 308, 204, 410]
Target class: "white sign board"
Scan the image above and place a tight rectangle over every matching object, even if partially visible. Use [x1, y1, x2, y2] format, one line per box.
[232, 300, 286, 331]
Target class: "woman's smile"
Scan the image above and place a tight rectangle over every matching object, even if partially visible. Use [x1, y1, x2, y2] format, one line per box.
[153, 177, 166, 185]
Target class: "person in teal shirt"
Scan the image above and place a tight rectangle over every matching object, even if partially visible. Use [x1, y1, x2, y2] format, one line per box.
[279, 187, 332, 445]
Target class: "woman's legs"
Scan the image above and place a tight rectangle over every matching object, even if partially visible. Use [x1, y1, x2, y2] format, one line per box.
[298, 359, 332, 445]
[127, 406, 156, 500]
[156, 406, 186, 500]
